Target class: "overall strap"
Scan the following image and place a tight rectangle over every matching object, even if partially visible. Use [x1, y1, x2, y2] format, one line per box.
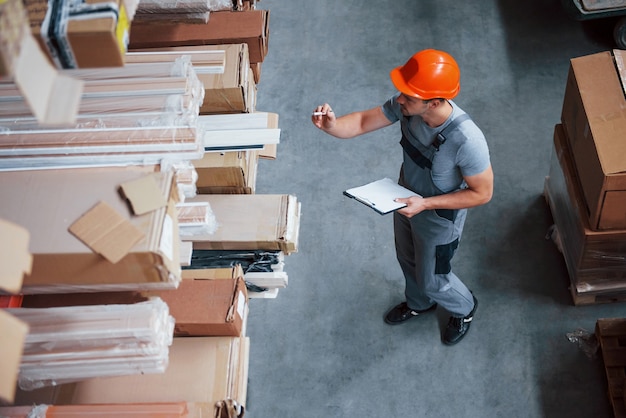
[431, 113, 471, 151]
[399, 113, 471, 169]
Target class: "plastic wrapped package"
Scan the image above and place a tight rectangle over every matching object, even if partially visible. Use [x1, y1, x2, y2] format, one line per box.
[5, 298, 174, 390]
[176, 201, 219, 236]
[162, 159, 200, 200]
[0, 56, 204, 169]
[0, 56, 204, 125]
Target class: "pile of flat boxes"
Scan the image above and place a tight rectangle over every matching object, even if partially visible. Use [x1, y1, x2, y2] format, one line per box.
[546, 49, 626, 305]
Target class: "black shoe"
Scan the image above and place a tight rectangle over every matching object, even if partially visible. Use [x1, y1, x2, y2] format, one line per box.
[384, 302, 437, 325]
[442, 295, 478, 345]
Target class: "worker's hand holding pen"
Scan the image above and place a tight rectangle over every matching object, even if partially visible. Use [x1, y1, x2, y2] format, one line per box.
[311, 103, 335, 130]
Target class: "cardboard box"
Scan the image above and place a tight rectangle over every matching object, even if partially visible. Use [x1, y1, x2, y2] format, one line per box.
[561, 50, 626, 230]
[546, 124, 626, 293]
[146, 273, 248, 337]
[193, 150, 259, 194]
[0, 166, 181, 293]
[129, 10, 270, 64]
[182, 194, 300, 254]
[24, 0, 129, 68]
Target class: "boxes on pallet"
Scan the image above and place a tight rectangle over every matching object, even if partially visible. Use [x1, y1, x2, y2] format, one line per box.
[546, 124, 626, 303]
[561, 50, 626, 230]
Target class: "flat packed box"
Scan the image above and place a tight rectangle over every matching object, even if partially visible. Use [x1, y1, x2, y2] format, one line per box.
[129, 10, 269, 64]
[561, 50, 626, 230]
[547, 124, 626, 292]
[0, 166, 181, 293]
[24, 0, 129, 68]
[182, 194, 300, 254]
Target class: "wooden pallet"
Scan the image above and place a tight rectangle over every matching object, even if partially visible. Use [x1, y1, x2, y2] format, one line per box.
[572, 289, 626, 306]
[544, 178, 626, 306]
[597, 319, 626, 418]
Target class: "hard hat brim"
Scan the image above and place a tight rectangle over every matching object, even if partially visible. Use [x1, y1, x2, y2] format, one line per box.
[390, 66, 425, 99]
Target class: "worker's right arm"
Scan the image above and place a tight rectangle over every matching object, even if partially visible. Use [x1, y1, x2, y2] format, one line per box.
[311, 103, 393, 139]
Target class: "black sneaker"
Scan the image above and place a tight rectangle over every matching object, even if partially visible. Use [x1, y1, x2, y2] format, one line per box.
[442, 295, 478, 345]
[384, 302, 437, 325]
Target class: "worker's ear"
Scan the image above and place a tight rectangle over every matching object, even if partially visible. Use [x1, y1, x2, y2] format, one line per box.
[428, 99, 442, 109]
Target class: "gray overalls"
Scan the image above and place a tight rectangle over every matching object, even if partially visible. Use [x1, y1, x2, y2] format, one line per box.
[394, 113, 475, 317]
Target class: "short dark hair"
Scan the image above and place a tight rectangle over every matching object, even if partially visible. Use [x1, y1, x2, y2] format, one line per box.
[423, 98, 445, 104]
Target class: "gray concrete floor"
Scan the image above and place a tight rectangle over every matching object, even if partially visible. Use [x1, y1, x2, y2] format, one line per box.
[245, 1, 626, 417]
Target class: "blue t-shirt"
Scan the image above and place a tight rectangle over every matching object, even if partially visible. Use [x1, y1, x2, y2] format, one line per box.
[381, 93, 490, 195]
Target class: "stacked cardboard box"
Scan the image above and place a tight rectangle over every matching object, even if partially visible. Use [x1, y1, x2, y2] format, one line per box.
[129, 9, 269, 83]
[546, 50, 626, 304]
[1, 3, 296, 414]
[193, 150, 260, 194]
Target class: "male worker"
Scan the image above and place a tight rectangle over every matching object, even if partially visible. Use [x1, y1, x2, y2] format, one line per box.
[311, 49, 493, 345]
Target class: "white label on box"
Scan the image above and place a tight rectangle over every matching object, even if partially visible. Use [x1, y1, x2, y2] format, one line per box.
[159, 214, 174, 262]
[237, 290, 246, 319]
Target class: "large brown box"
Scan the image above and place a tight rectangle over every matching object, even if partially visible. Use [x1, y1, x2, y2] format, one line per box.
[129, 10, 269, 64]
[561, 50, 626, 230]
[151, 273, 248, 337]
[546, 124, 626, 296]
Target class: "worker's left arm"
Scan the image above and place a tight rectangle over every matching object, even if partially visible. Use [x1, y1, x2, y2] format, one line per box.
[395, 164, 494, 218]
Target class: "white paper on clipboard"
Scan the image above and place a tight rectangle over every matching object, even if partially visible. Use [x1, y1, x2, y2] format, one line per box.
[343, 177, 420, 215]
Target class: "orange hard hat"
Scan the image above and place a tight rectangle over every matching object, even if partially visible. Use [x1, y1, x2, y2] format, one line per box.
[390, 49, 460, 100]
